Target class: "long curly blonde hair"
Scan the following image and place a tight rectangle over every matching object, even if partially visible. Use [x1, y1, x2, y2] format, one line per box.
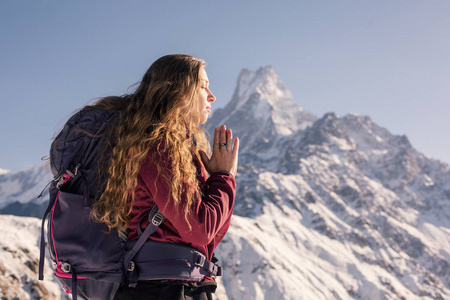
[90, 54, 210, 232]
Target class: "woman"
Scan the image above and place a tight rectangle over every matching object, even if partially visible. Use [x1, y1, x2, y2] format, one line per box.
[90, 54, 239, 299]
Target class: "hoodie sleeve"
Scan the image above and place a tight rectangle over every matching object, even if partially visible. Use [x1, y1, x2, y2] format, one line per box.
[138, 146, 236, 246]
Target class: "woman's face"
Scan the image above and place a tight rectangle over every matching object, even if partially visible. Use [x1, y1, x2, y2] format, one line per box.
[197, 68, 216, 124]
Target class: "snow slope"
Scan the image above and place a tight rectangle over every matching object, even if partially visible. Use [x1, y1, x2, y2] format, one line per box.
[0, 214, 69, 300]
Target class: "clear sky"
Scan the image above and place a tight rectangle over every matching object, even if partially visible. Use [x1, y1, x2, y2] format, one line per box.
[1, 1, 449, 171]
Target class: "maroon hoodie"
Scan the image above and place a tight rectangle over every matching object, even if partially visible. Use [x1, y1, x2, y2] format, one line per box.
[127, 141, 236, 282]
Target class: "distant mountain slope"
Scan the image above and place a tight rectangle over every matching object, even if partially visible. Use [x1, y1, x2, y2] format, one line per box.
[0, 164, 51, 217]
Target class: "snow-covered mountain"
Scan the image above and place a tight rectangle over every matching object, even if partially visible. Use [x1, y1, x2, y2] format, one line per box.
[208, 66, 317, 171]
[1, 66, 449, 299]
[206, 67, 450, 299]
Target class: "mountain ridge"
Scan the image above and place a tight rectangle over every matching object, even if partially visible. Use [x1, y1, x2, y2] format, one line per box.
[0, 164, 51, 217]
[206, 67, 449, 299]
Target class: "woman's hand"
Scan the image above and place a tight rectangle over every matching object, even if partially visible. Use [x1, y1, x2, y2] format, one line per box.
[199, 125, 239, 177]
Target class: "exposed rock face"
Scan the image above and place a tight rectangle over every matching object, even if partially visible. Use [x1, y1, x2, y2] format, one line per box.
[206, 67, 449, 299]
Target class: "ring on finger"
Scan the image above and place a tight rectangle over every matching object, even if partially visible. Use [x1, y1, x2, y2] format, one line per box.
[219, 143, 227, 149]
[213, 143, 220, 148]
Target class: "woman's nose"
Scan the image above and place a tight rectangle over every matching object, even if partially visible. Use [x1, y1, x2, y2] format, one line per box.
[208, 91, 216, 102]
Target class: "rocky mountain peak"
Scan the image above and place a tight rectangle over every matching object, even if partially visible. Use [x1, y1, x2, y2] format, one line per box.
[233, 65, 292, 108]
[207, 67, 317, 156]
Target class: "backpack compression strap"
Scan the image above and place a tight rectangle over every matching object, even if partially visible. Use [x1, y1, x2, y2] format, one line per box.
[38, 172, 74, 281]
[38, 186, 56, 280]
[123, 204, 165, 287]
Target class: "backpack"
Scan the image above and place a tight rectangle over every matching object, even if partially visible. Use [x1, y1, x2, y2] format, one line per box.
[38, 108, 222, 300]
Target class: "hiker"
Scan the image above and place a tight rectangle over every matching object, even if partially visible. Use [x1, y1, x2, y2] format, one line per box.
[85, 54, 239, 299]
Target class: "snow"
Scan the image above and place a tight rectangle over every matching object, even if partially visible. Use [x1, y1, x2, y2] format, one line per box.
[217, 196, 449, 299]
[0, 168, 10, 175]
[0, 215, 68, 300]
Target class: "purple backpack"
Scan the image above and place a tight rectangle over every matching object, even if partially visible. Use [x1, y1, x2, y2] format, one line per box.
[38, 108, 222, 300]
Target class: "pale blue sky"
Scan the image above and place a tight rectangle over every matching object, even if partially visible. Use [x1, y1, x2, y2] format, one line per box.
[1, 1, 449, 171]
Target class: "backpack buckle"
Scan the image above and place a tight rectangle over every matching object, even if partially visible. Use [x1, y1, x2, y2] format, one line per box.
[127, 261, 135, 272]
[55, 175, 65, 189]
[60, 261, 72, 273]
[54, 165, 81, 189]
[194, 253, 206, 268]
[151, 211, 164, 226]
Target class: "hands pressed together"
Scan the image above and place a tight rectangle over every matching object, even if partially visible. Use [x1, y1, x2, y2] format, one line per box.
[199, 125, 239, 177]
